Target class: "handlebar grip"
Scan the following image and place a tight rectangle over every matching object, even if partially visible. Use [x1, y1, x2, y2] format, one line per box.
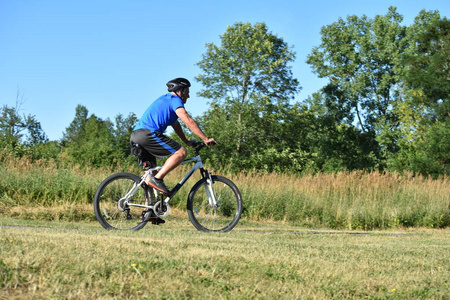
[205, 141, 217, 146]
[192, 141, 216, 154]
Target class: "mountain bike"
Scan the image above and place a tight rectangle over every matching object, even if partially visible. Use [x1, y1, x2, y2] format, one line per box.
[93, 142, 242, 232]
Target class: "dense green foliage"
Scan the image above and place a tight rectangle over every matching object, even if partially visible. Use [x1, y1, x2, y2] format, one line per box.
[0, 103, 137, 168]
[194, 8, 449, 175]
[60, 104, 137, 167]
[0, 7, 448, 176]
[195, 22, 303, 171]
[306, 8, 449, 175]
[0, 94, 48, 158]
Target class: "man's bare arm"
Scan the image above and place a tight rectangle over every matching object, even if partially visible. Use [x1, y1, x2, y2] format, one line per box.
[172, 120, 189, 144]
[175, 107, 215, 144]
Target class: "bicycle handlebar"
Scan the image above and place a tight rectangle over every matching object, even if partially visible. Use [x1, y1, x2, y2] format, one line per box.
[192, 141, 216, 155]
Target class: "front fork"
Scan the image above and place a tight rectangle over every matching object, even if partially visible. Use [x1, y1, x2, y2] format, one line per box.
[201, 168, 218, 208]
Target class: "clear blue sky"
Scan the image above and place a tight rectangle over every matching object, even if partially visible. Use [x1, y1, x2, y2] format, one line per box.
[1, 0, 448, 141]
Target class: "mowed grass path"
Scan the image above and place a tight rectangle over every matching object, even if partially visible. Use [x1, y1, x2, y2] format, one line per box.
[1, 216, 449, 299]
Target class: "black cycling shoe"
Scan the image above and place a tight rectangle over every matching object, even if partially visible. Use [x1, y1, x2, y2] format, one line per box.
[147, 176, 171, 195]
[140, 210, 166, 225]
[148, 216, 166, 225]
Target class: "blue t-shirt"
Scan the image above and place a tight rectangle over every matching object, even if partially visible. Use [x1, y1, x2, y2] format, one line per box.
[134, 93, 184, 133]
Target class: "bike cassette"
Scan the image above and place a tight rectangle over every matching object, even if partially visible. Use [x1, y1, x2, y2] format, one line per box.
[153, 201, 170, 218]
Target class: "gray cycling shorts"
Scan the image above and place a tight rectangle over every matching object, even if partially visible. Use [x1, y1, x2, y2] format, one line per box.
[130, 129, 181, 159]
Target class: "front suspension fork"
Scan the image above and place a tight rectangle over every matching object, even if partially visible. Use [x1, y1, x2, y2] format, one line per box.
[201, 168, 217, 208]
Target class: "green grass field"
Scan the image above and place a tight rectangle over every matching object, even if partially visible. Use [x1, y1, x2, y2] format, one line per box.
[1, 216, 449, 299]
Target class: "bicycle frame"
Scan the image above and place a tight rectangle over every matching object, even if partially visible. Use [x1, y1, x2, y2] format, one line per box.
[122, 153, 217, 213]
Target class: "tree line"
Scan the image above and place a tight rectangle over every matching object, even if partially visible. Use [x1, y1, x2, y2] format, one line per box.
[1, 7, 448, 176]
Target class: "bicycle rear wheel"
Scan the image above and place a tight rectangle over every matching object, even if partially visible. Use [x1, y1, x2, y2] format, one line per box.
[93, 172, 148, 231]
[187, 175, 242, 232]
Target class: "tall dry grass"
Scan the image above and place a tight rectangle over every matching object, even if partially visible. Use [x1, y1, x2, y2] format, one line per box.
[231, 170, 450, 229]
[1, 149, 449, 229]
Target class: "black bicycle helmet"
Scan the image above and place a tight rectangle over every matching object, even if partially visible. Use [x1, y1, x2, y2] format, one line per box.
[166, 77, 191, 92]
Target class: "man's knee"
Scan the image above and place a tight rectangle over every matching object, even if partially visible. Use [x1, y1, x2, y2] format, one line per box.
[175, 146, 187, 159]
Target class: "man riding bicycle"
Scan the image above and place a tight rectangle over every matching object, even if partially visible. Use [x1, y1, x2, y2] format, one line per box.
[130, 77, 216, 195]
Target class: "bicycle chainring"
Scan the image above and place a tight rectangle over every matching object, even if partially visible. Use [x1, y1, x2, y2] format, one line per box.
[153, 201, 170, 218]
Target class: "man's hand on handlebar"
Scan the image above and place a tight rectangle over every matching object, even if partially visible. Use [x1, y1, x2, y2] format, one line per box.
[204, 138, 217, 146]
[187, 138, 217, 148]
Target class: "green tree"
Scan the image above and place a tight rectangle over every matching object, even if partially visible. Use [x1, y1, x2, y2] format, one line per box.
[62, 105, 115, 166]
[306, 7, 449, 175]
[62, 105, 137, 167]
[403, 11, 449, 106]
[196, 22, 301, 171]
[305, 7, 413, 171]
[306, 7, 407, 134]
[113, 113, 138, 158]
[389, 10, 450, 175]
[0, 105, 24, 148]
[61, 104, 89, 145]
[305, 7, 408, 171]
[305, 91, 380, 172]
[0, 94, 47, 149]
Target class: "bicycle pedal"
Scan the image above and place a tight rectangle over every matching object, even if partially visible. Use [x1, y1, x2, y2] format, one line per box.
[142, 211, 166, 225]
[149, 217, 166, 225]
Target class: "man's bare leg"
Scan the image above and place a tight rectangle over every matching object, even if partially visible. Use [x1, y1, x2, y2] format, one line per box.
[145, 147, 187, 184]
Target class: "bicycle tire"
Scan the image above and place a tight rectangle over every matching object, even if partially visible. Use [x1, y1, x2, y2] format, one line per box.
[93, 172, 148, 231]
[187, 175, 242, 232]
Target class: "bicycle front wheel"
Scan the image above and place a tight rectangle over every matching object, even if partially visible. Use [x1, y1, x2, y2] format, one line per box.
[187, 175, 242, 232]
[93, 172, 147, 231]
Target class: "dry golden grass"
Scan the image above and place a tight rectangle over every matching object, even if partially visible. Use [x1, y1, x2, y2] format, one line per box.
[229, 169, 450, 229]
[1, 150, 449, 229]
